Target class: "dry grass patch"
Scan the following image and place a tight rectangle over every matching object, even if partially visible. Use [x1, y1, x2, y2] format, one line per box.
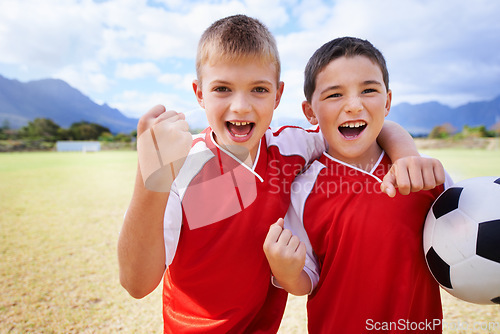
[1, 149, 499, 333]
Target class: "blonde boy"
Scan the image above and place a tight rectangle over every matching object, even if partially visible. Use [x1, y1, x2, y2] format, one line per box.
[118, 17, 444, 333]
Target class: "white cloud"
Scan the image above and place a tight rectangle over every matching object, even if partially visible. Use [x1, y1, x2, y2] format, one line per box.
[115, 62, 161, 79]
[1, 0, 500, 116]
[0, 0, 104, 68]
[158, 72, 196, 92]
[243, 0, 289, 29]
[276, 0, 500, 108]
[54, 64, 112, 94]
[152, 0, 185, 8]
[109, 90, 199, 119]
[292, 0, 331, 30]
[274, 68, 307, 120]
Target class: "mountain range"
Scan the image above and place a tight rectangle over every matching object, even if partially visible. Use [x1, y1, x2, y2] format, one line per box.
[274, 96, 500, 135]
[0, 75, 138, 134]
[386, 97, 500, 135]
[1, 74, 499, 135]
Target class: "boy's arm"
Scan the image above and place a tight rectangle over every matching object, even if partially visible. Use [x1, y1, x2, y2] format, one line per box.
[118, 105, 191, 298]
[378, 120, 419, 160]
[263, 218, 312, 296]
[118, 167, 169, 298]
[378, 120, 445, 197]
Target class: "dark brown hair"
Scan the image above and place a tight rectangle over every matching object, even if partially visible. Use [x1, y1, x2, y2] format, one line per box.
[304, 37, 389, 102]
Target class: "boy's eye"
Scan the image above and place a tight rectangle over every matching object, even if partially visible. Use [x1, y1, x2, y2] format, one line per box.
[214, 87, 230, 92]
[326, 93, 341, 99]
[253, 87, 269, 93]
[362, 88, 377, 94]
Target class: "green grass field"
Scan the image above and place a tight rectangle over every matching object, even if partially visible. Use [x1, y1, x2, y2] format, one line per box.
[0, 149, 499, 333]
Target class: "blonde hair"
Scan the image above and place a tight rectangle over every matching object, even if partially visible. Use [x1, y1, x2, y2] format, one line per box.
[196, 15, 281, 85]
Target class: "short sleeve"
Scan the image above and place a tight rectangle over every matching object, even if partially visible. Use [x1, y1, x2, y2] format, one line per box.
[283, 201, 320, 294]
[266, 125, 327, 166]
[163, 184, 183, 267]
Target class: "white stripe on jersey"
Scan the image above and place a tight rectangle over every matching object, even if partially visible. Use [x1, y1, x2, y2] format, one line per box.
[284, 160, 325, 292]
[266, 125, 326, 161]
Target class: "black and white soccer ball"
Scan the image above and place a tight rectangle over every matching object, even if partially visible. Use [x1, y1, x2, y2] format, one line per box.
[423, 176, 500, 305]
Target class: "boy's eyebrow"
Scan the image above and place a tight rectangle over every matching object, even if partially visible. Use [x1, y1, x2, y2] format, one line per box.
[251, 80, 274, 86]
[209, 80, 231, 86]
[320, 80, 383, 94]
[363, 80, 383, 86]
[320, 85, 341, 95]
[209, 79, 274, 86]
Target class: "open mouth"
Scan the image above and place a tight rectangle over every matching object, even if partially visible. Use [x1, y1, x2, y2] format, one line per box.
[338, 121, 367, 139]
[226, 121, 255, 139]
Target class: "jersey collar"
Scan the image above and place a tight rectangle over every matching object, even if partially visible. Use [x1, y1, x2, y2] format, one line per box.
[207, 129, 264, 183]
[320, 151, 387, 183]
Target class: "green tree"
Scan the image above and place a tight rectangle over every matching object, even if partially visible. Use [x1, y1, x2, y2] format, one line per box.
[428, 123, 456, 139]
[57, 128, 72, 140]
[114, 133, 132, 143]
[98, 132, 114, 142]
[490, 121, 500, 137]
[461, 125, 489, 138]
[18, 118, 61, 142]
[0, 119, 10, 139]
[69, 121, 111, 140]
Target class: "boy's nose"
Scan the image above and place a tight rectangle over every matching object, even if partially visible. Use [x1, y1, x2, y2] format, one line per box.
[344, 96, 363, 113]
[230, 93, 251, 114]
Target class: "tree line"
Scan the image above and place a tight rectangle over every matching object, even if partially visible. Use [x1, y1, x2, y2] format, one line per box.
[1, 117, 498, 151]
[428, 123, 500, 139]
[0, 118, 135, 143]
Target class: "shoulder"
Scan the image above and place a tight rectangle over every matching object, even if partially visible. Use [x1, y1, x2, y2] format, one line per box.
[191, 130, 209, 148]
[296, 159, 326, 183]
[264, 125, 325, 160]
[266, 125, 320, 142]
[172, 131, 214, 195]
[290, 159, 326, 204]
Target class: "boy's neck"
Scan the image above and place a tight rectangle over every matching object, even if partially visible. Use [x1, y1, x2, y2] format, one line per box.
[326, 144, 383, 173]
[211, 131, 257, 168]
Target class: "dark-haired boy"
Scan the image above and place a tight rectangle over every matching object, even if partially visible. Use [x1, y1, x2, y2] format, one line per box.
[264, 37, 452, 333]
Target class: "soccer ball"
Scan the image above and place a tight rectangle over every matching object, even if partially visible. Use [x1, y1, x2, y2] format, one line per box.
[423, 176, 500, 305]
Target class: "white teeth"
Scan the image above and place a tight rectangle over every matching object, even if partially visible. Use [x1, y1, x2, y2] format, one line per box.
[340, 121, 366, 128]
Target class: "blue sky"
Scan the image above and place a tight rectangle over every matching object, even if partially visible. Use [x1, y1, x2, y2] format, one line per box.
[1, 0, 500, 127]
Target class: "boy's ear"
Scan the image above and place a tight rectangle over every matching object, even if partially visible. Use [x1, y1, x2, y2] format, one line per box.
[274, 81, 285, 109]
[302, 101, 318, 125]
[384, 89, 392, 117]
[192, 80, 205, 109]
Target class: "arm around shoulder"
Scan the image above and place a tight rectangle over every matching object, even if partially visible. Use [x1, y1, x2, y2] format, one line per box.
[377, 120, 418, 161]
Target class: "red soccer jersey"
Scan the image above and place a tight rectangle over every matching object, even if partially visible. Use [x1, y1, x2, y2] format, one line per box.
[162, 126, 324, 333]
[285, 152, 445, 334]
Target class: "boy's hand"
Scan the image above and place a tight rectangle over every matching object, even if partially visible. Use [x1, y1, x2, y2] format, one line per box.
[137, 105, 192, 192]
[381, 156, 446, 197]
[263, 218, 306, 286]
[137, 104, 189, 137]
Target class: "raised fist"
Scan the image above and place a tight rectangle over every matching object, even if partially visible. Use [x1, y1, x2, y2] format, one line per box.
[137, 105, 193, 192]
